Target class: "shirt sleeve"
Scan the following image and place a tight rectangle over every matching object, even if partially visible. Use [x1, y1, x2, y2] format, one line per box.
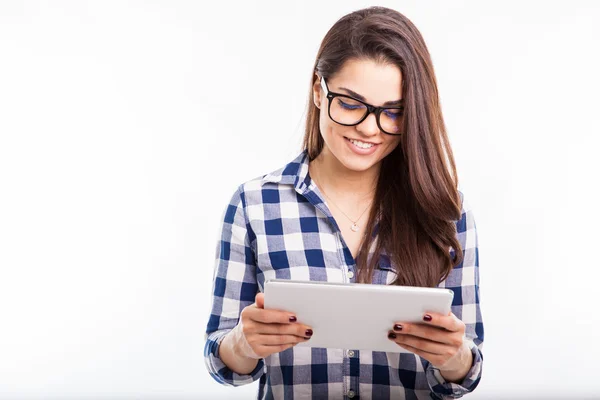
[203, 184, 265, 387]
[425, 191, 484, 399]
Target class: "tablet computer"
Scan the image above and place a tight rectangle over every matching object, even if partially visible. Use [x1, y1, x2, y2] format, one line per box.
[263, 279, 454, 353]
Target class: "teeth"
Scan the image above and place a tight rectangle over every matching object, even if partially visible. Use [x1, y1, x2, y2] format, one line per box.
[349, 138, 374, 149]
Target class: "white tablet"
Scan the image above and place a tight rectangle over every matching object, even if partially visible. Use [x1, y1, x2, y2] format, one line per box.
[263, 279, 454, 353]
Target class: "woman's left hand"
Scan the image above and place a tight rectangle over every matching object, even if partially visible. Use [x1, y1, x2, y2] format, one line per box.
[388, 311, 473, 374]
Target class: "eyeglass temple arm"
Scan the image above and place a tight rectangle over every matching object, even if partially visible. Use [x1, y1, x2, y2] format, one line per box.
[319, 76, 328, 95]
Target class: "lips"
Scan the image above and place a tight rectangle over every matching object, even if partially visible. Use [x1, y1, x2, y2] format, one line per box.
[344, 136, 380, 155]
[344, 137, 380, 145]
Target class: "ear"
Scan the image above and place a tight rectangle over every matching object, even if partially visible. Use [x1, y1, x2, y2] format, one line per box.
[312, 73, 322, 109]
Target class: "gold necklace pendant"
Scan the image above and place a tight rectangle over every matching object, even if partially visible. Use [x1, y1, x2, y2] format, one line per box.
[350, 223, 359, 232]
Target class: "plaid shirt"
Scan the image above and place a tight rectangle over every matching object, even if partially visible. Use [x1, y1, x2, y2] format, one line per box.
[204, 150, 484, 399]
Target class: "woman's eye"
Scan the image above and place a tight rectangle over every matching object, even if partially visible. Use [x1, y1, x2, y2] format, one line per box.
[339, 100, 362, 110]
[384, 110, 402, 119]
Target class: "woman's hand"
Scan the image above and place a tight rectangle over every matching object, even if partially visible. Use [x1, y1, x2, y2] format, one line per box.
[387, 311, 473, 381]
[227, 293, 313, 360]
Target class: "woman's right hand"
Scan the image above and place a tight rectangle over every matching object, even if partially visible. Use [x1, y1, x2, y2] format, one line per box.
[229, 292, 313, 359]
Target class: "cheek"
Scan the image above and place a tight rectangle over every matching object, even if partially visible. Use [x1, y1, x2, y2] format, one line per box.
[318, 110, 328, 136]
[320, 121, 353, 152]
[382, 137, 402, 154]
[319, 112, 338, 141]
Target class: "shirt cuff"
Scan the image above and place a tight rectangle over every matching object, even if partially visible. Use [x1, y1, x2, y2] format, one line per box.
[425, 341, 483, 399]
[204, 329, 265, 387]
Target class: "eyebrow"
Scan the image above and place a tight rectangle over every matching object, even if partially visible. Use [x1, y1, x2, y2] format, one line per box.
[338, 86, 403, 106]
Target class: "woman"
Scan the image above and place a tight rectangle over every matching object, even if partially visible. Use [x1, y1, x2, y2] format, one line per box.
[204, 6, 483, 399]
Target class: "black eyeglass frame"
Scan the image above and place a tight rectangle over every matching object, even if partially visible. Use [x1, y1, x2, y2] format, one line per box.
[319, 76, 404, 136]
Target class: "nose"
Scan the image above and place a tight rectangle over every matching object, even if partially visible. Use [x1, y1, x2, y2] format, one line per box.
[355, 111, 380, 137]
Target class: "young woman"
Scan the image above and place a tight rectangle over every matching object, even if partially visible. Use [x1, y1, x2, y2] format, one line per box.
[204, 6, 483, 399]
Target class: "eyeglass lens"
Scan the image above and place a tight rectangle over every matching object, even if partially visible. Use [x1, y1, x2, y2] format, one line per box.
[329, 96, 402, 134]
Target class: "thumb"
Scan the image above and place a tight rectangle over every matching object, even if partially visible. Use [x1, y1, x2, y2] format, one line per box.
[255, 292, 265, 309]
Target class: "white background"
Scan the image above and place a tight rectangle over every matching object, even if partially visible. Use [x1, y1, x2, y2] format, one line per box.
[1, 1, 598, 399]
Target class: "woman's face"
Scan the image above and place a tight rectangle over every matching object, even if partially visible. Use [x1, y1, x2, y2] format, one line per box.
[312, 58, 403, 172]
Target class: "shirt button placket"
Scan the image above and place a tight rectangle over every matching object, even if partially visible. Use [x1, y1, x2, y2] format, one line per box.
[347, 389, 356, 398]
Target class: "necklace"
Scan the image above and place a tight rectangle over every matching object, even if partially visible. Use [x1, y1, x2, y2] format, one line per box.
[318, 183, 374, 233]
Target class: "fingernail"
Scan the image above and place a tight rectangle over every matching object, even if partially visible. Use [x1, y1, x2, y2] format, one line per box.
[393, 324, 403, 331]
[289, 316, 297, 322]
[305, 329, 313, 336]
[388, 332, 397, 339]
[423, 314, 432, 322]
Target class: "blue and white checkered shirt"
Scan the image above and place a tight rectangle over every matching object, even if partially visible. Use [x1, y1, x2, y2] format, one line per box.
[204, 150, 484, 399]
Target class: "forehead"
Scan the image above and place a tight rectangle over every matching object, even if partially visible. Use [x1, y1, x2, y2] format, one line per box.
[329, 58, 403, 103]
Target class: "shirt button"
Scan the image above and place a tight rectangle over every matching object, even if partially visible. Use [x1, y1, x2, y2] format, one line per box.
[347, 350, 355, 357]
[347, 389, 356, 398]
[347, 270, 354, 279]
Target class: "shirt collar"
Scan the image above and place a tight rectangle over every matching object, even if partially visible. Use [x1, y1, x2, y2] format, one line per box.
[261, 148, 383, 245]
[260, 149, 312, 194]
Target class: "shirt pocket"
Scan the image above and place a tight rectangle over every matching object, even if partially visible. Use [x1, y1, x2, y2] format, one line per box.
[253, 228, 343, 287]
[371, 254, 398, 285]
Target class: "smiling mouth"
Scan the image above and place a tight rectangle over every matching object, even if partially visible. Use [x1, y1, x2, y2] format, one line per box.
[344, 137, 380, 148]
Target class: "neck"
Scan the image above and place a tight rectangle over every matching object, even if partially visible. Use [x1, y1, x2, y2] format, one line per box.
[309, 147, 379, 200]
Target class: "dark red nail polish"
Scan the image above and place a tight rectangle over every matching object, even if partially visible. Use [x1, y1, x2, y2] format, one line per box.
[289, 316, 297, 322]
[393, 324, 402, 331]
[423, 314, 432, 322]
[305, 329, 313, 336]
[388, 332, 397, 339]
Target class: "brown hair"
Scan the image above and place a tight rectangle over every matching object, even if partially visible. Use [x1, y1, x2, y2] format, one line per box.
[302, 6, 463, 287]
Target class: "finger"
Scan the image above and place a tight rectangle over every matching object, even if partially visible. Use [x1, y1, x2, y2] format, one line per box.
[390, 323, 463, 347]
[393, 341, 444, 365]
[254, 292, 300, 322]
[256, 333, 310, 346]
[255, 293, 265, 309]
[417, 311, 463, 332]
[250, 321, 313, 338]
[259, 342, 297, 356]
[389, 331, 455, 356]
[247, 307, 298, 325]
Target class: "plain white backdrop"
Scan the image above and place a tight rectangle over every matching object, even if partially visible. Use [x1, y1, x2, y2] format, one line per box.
[0, 1, 599, 399]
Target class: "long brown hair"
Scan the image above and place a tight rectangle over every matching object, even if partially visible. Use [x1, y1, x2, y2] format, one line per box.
[302, 6, 463, 287]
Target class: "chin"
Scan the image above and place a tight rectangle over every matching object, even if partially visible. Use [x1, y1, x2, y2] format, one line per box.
[335, 147, 381, 172]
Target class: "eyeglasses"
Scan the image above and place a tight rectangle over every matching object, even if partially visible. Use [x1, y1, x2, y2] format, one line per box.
[319, 76, 404, 135]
